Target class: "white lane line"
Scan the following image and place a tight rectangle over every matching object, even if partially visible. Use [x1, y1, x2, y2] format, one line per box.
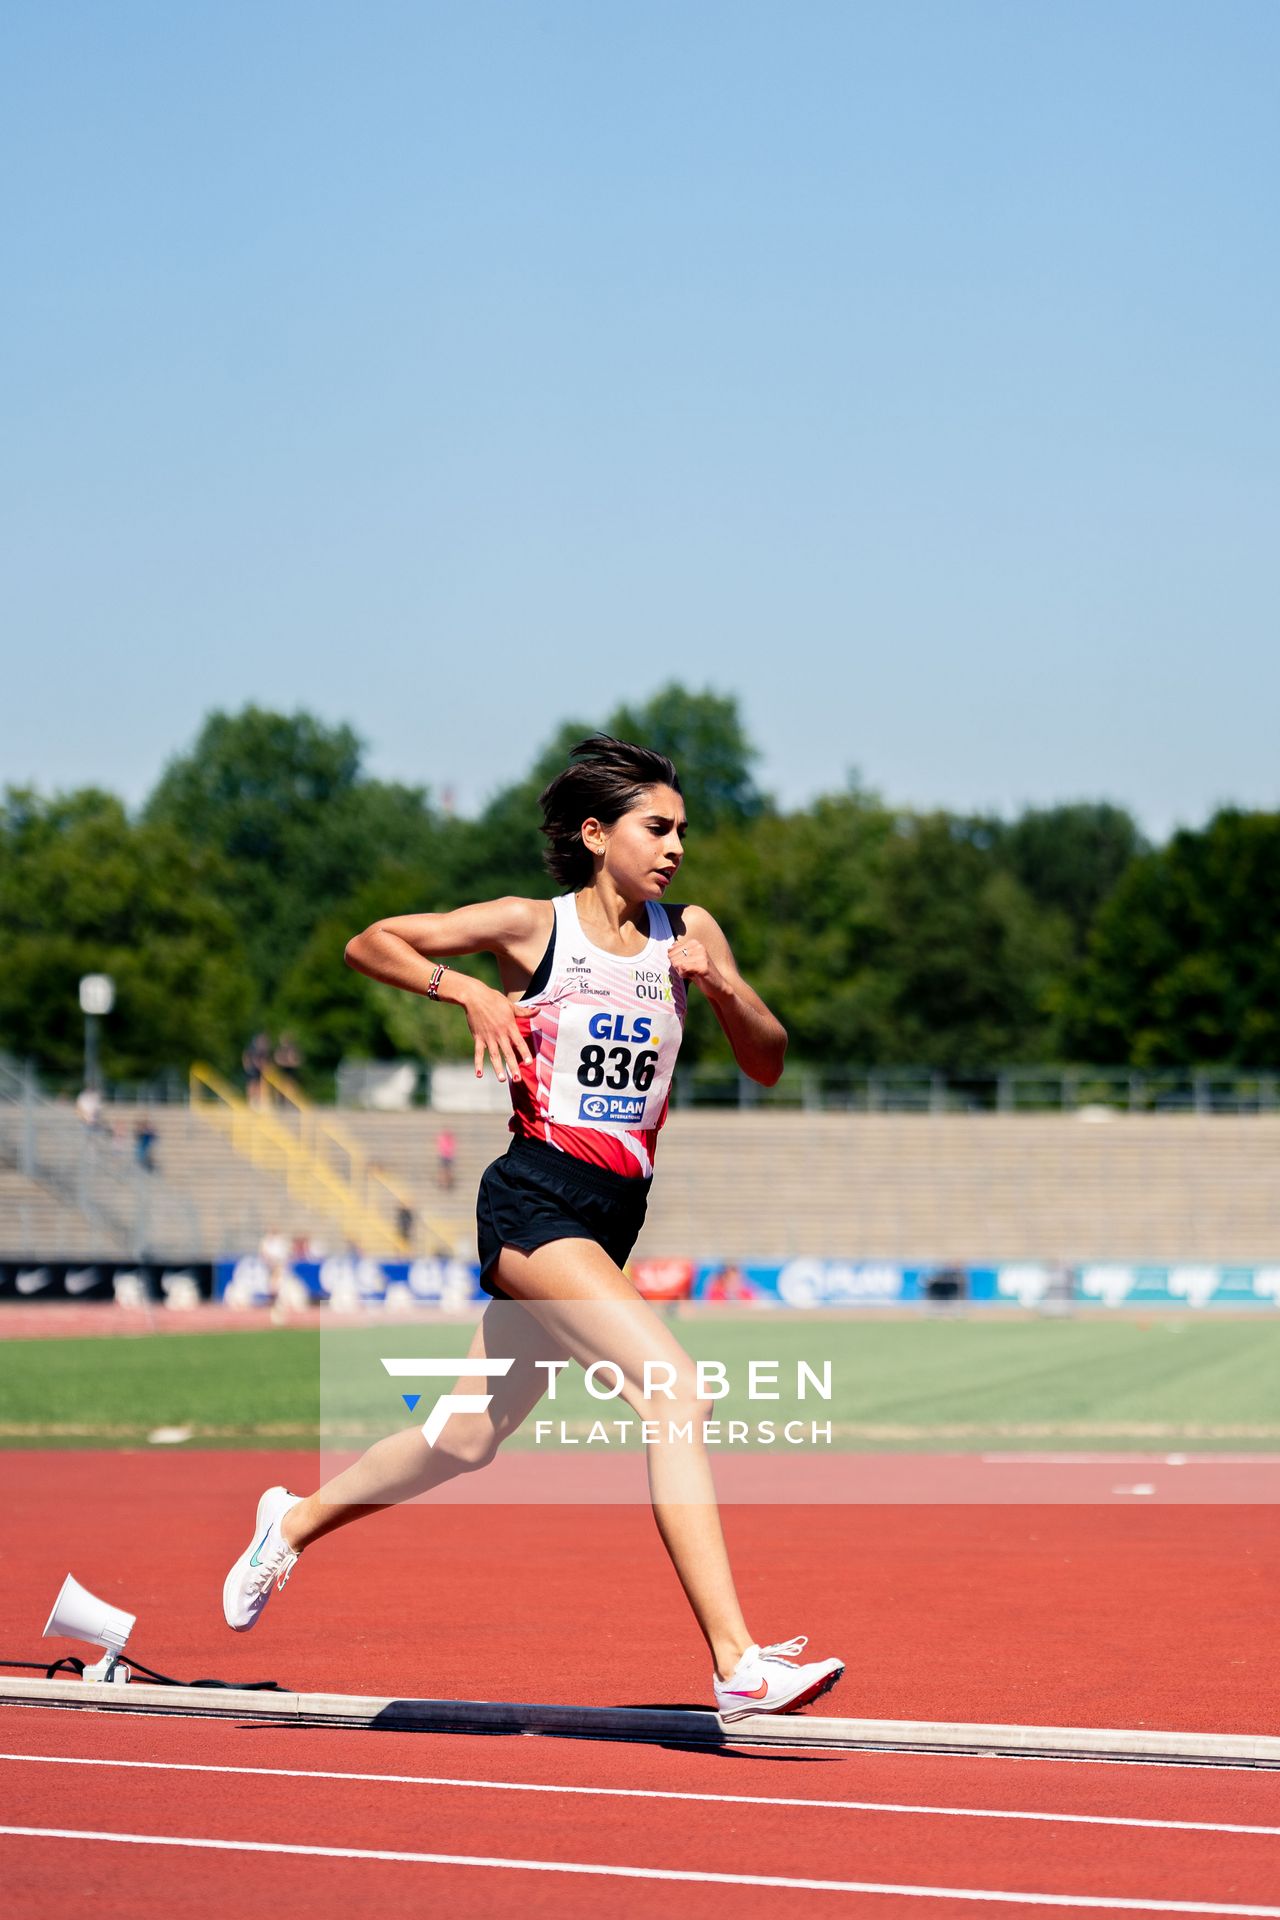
[980, 1455, 1280, 1467]
[0, 1753, 1276, 1838]
[1, 1827, 1279, 1913]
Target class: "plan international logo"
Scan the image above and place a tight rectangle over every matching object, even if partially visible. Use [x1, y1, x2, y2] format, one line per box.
[579, 1092, 645, 1122]
[380, 1356, 833, 1447]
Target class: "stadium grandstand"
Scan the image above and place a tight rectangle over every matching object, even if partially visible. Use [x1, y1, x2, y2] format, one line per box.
[3, 1053, 1279, 1278]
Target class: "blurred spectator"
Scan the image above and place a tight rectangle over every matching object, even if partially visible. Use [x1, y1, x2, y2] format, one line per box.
[134, 1116, 158, 1173]
[923, 1264, 968, 1305]
[396, 1203, 415, 1247]
[260, 1225, 291, 1326]
[1041, 1262, 1076, 1317]
[242, 1031, 271, 1108]
[436, 1128, 456, 1190]
[75, 1087, 105, 1132]
[702, 1262, 757, 1303]
[921, 1267, 971, 1313]
[273, 1032, 303, 1081]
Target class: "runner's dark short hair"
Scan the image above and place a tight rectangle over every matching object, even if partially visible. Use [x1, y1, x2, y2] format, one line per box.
[538, 735, 682, 888]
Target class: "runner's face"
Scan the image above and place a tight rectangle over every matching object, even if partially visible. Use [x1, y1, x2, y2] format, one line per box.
[587, 784, 687, 898]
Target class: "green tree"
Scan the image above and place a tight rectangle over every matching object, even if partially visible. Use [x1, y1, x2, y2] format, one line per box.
[269, 869, 498, 1078]
[450, 718, 592, 905]
[0, 788, 254, 1082]
[606, 683, 769, 830]
[454, 685, 767, 910]
[267, 902, 395, 1080]
[1063, 809, 1280, 1065]
[145, 707, 445, 999]
[983, 803, 1147, 952]
[873, 815, 1072, 1067]
[669, 790, 898, 1066]
[671, 795, 1070, 1070]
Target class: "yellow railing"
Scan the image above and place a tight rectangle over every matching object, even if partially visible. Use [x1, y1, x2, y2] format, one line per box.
[189, 1063, 460, 1256]
[257, 1063, 460, 1255]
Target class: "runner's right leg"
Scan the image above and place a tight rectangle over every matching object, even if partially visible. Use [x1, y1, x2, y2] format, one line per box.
[224, 1300, 564, 1630]
[282, 1299, 568, 1549]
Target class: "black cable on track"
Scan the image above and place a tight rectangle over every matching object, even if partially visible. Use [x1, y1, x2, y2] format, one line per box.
[0, 1655, 285, 1690]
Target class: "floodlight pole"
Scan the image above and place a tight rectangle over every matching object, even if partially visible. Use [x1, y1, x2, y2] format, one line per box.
[78, 974, 115, 1094]
[84, 1012, 100, 1094]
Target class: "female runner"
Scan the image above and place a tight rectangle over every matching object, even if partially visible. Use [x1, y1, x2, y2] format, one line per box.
[223, 735, 844, 1720]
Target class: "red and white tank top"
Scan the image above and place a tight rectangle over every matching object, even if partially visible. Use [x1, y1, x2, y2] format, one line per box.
[507, 892, 687, 1177]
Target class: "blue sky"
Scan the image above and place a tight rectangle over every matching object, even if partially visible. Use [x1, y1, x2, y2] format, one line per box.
[2, 1, 1276, 835]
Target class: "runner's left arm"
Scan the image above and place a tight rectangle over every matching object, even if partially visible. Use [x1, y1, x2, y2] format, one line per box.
[671, 906, 788, 1087]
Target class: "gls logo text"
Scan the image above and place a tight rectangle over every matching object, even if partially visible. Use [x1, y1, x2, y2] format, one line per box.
[381, 1357, 513, 1445]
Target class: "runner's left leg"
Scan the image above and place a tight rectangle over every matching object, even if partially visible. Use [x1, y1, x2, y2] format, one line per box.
[490, 1237, 755, 1680]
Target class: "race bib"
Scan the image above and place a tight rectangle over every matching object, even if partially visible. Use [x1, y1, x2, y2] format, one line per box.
[547, 1002, 679, 1130]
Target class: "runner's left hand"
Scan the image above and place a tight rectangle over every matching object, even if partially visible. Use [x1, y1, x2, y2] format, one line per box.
[670, 937, 727, 998]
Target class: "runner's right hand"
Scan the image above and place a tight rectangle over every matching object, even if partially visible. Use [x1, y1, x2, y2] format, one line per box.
[460, 980, 534, 1083]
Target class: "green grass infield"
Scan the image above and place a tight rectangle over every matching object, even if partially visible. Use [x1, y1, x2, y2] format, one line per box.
[1, 1313, 1277, 1450]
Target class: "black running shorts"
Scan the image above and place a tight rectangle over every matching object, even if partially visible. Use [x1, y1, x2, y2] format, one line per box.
[476, 1137, 652, 1298]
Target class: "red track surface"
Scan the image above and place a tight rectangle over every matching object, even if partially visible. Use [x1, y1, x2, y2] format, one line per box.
[3, 1451, 1279, 1915]
[2, 1707, 1279, 1919]
[6, 1451, 1279, 1726]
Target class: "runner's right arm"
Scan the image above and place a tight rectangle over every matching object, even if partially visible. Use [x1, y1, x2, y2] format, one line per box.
[344, 897, 542, 1081]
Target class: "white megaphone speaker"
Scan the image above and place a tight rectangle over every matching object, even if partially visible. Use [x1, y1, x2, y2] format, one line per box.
[43, 1574, 136, 1684]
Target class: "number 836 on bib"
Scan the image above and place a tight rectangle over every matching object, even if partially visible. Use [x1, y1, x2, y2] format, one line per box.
[548, 1005, 679, 1129]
